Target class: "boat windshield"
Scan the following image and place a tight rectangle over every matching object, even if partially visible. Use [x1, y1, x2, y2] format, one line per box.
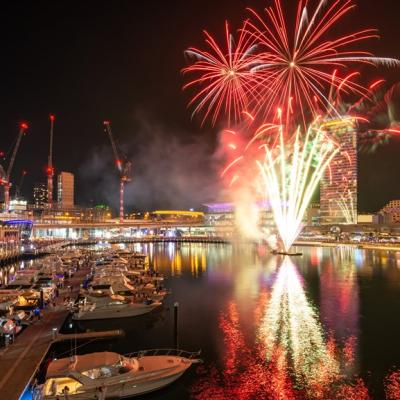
[81, 358, 133, 379]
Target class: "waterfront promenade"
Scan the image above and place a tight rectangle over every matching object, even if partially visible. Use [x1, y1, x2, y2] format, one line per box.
[0, 267, 89, 400]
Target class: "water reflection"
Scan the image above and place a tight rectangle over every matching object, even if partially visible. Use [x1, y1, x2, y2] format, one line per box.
[259, 257, 339, 394]
[0, 259, 36, 286]
[320, 247, 360, 375]
[186, 251, 368, 399]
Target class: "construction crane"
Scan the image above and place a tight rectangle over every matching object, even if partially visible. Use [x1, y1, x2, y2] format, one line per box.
[15, 169, 27, 199]
[46, 114, 55, 206]
[0, 123, 28, 212]
[103, 121, 132, 223]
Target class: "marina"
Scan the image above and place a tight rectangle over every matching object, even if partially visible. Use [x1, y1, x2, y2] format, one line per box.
[0, 242, 398, 399]
[1, 0, 400, 398]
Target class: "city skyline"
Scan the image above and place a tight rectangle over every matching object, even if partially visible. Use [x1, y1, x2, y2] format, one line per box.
[0, 0, 399, 212]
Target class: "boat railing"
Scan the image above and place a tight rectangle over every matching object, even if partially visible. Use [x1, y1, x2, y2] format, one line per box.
[125, 348, 201, 360]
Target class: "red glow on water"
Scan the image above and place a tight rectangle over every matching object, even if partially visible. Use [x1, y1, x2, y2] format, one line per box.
[385, 371, 400, 400]
[343, 335, 357, 366]
[335, 379, 371, 400]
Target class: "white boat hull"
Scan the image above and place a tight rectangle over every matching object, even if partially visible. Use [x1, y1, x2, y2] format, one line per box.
[72, 302, 161, 320]
[43, 373, 184, 399]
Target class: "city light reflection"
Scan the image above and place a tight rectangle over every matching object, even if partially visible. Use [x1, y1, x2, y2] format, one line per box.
[258, 257, 339, 395]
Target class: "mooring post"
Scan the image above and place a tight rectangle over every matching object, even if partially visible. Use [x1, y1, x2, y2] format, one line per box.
[173, 302, 179, 349]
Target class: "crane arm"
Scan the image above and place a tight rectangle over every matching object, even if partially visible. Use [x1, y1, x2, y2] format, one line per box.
[6, 123, 28, 180]
[19, 170, 27, 189]
[48, 115, 55, 168]
[103, 121, 122, 172]
[15, 170, 27, 197]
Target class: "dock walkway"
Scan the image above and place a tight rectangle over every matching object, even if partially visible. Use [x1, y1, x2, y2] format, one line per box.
[0, 267, 90, 400]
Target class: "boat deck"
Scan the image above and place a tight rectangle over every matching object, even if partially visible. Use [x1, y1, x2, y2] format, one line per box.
[0, 267, 89, 400]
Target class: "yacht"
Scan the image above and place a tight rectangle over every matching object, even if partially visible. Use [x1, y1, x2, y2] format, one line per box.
[41, 350, 200, 399]
[72, 297, 162, 320]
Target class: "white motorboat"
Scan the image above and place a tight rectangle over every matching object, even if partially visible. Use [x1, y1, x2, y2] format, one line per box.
[41, 349, 200, 399]
[88, 282, 168, 303]
[72, 297, 161, 320]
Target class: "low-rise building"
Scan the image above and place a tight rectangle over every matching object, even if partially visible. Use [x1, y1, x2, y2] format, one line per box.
[378, 200, 400, 224]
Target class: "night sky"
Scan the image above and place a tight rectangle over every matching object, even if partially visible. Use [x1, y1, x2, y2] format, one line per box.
[0, 0, 399, 213]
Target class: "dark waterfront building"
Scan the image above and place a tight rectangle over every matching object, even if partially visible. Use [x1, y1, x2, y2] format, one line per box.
[320, 118, 358, 225]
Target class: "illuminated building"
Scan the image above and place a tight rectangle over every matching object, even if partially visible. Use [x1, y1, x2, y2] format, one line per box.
[9, 199, 27, 214]
[148, 210, 204, 221]
[320, 118, 357, 225]
[378, 200, 400, 224]
[57, 171, 74, 208]
[33, 182, 48, 208]
[203, 202, 275, 238]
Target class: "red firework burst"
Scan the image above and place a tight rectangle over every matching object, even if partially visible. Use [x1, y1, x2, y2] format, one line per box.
[182, 21, 263, 126]
[245, 0, 399, 124]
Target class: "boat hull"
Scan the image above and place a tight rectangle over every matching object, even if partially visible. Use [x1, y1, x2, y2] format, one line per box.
[43, 370, 187, 399]
[72, 302, 161, 320]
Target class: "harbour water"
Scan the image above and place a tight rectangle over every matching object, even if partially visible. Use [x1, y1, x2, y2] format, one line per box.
[11, 242, 400, 399]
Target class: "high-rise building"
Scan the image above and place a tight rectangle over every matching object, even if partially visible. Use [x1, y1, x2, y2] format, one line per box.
[57, 172, 74, 208]
[320, 118, 357, 225]
[33, 182, 48, 208]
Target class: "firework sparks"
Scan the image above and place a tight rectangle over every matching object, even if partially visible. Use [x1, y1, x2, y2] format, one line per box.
[257, 120, 339, 251]
[183, 21, 262, 126]
[246, 0, 399, 124]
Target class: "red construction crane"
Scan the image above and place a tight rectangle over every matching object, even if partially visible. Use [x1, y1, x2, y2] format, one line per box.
[46, 114, 55, 206]
[103, 121, 132, 223]
[0, 122, 28, 212]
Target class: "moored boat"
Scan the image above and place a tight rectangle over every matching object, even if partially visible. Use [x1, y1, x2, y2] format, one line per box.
[41, 349, 201, 399]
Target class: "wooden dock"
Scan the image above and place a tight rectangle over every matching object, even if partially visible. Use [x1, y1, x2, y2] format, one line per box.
[53, 329, 124, 342]
[0, 267, 90, 400]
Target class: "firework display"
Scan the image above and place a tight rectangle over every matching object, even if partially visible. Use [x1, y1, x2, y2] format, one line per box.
[183, 0, 398, 250]
[257, 120, 339, 251]
[182, 21, 261, 126]
[184, 0, 398, 126]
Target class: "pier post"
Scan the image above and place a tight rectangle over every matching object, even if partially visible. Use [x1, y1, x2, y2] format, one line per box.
[39, 289, 44, 309]
[173, 302, 179, 349]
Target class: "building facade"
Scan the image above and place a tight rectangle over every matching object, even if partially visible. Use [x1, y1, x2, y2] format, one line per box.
[320, 118, 358, 225]
[33, 182, 48, 208]
[57, 172, 74, 208]
[378, 200, 400, 224]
